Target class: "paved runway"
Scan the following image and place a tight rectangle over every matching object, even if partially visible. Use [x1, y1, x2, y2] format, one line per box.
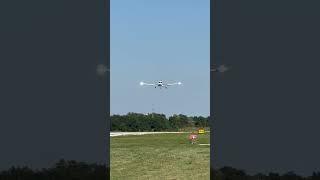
[110, 132, 189, 137]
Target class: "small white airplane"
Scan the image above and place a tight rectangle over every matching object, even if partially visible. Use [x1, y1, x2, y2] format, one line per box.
[140, 80, 182, 89]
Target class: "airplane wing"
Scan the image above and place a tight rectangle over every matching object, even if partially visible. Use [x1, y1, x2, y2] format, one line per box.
[166, 82, 182, 86]
[140, 82, 155, 86]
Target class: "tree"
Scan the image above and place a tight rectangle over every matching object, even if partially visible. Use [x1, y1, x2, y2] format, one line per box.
[168, 114, 189, 130]
[111, 113, 209, 132]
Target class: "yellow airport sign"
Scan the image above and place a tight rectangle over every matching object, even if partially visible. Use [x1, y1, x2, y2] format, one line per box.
[198, 128, 205, 134]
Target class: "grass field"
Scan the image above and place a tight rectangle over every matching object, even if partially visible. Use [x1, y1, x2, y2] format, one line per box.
[111, 133, 210, 180]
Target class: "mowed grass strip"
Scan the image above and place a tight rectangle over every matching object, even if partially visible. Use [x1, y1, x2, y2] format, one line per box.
[111, 133, 210, 180]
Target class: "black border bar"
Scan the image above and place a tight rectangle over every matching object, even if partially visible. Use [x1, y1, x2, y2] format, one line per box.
[97, 0, 110, 177]
[210, 0, 216, 177]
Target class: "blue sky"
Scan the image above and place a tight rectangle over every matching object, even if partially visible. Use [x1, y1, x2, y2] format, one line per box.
[111, 0, 209, 117]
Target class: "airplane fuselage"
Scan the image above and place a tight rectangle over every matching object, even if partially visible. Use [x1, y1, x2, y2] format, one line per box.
[156, 81, 166, 88]
[157, 81, 163, 86]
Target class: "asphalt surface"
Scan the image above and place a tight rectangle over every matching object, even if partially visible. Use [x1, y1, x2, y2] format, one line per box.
[110, 132, 190, 137]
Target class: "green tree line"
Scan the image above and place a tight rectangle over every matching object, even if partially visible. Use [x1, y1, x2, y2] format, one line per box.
[111, 113, 209, 132]
[1, 160, 319, 180]
[211, 167, 320, 180]
[0, 159, 107, 180]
